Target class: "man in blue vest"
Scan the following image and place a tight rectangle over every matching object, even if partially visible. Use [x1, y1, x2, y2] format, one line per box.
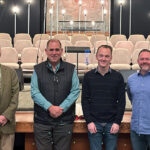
[31, 39, 80, 150]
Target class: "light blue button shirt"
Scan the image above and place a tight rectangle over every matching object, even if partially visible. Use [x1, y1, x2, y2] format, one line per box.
[31, 62, 80, 112]
[127, 71, 150, 134]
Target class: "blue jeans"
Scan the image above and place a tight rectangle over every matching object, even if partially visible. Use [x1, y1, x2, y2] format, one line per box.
[131, 130, 150, 150]
[88, 122, 118, 150]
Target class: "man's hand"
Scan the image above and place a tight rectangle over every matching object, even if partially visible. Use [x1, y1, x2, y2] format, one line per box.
[110, 123, 120, 134]
[87, 122, 97, 134]
[48, 105, 63, 118]
[0, 115, 8, 126]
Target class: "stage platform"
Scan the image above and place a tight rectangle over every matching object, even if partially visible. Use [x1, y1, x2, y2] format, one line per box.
[16, 111, 132, 150]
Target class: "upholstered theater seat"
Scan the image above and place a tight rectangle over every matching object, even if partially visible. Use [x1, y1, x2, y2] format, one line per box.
[110, 48, 131, 70]
[0, 47, 19, 69]
[110, 34, 127, 47]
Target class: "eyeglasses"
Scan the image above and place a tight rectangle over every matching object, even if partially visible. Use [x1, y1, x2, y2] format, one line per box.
[47, 48, 61, 52]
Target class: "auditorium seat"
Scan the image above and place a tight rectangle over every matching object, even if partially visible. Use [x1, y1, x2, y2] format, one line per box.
[88, 53, 98, 69]
[128, 34, 145, 45]
[65, 53, 84, 73]
[14, 40, 33, 56]
[20, 47, 42, 72]
[0, 47, 19, 69]
[0, 39, 12, 47]
[33, 34, 50, 46]
[95, 40, 113, 52]
[0, 33, 12, 41]
[34, 40, 48, 58]
[90, 34, 106, 47]
[131, 49, 141, 70]
[60, 40, 72, 50]
[65, 53, 77, 65]
[71, 34, 89, 45]
[110, 48, 131, 70]
[110, 34, 127, 47]
[59, 40, 73, 61]
[53, 34, 70, 41]
[14, 33, 31, 43]
[134, 41, 150, 51]
[115, 41, 134, 55]
[74, 41, 93, 52]
[146, 35, 150, 41]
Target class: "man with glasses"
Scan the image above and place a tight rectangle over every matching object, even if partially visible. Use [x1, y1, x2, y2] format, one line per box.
[82, 45, 125, 150]
[127, 49, 150, 150]
[31, 39, 80, 150]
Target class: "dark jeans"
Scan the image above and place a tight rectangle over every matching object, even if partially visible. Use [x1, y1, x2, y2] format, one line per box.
[131, 130, 150, 150]
[88, 122, 118, 150]
[34, 123, 73, 150]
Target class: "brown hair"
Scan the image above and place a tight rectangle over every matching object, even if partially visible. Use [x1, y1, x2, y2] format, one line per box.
[138, 49, 150, 57]
[96, 45, 113, 55]
[46, 39, 62, 49]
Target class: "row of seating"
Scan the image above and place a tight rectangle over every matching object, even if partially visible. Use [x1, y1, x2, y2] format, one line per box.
[0, 47, 42, 71]
[1, 33, 150, 47]
[0, 38, 150, 56]
[0, 46, 141, 75]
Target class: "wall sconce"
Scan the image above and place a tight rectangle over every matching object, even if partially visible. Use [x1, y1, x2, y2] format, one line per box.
[70, 20, 74, 35]
[119, 0, 125, 5]
[50, 0, 55, 5]
[78, 0, 82, 6]
[27, 0, 32, 4]
[27, 0, 32, 34]
[50, 0, 55, 10]
[91, 21, 95, 26]
[119, 0, 125, 34]
[104, 9, 107, 16]
[61, 9, 66, 16]
[0, 0, 4, 5]
[12, 6, 19, 35]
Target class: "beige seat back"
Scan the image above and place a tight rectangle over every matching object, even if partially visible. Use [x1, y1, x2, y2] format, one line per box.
[71, 34, 89, 45]
[110, 34, 127, 47]
[33, 34, 50, 46]
[54, 34, 70, 41]
[128, 34, 145, 45]
[90, 34, 106, 47]
[0, 33, 12, 41]
[35, 40, 48, 54]
[134, 41, 150, 51]
[115, 41, 134, 55]
[0, 39, 12, 47]
[14, 33, 31, 43]
[14, 40, 33, 54]
[0, 47, 19, 69]
[110, 48, 131, 70]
